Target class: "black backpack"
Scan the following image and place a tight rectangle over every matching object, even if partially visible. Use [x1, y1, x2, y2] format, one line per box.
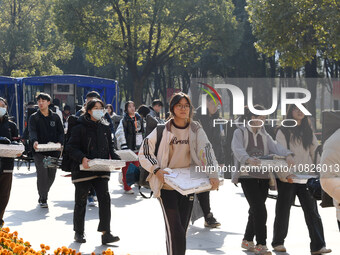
[61, 115, 81, 172]
[138, 124, 165, 198]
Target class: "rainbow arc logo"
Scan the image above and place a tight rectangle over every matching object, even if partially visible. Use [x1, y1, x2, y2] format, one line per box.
[198, 82, 222, 115]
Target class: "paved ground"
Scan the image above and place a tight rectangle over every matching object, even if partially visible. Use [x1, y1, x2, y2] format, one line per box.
[3, 163, 340, 255]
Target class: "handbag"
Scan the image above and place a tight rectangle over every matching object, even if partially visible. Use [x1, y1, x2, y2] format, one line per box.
[306, 178, 321, 200]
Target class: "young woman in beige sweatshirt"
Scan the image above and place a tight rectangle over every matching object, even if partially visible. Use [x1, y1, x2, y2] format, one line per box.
[272, 104, 331, 255]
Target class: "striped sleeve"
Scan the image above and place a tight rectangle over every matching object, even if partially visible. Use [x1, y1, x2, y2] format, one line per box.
[115, 119, 127, 149]
[138, 128, 160, 173]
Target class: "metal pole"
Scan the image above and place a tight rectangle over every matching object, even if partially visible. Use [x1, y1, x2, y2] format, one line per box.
[15, 83, 19, 130]
[116, 81, 118, 114]
[22, 82, 25, 135]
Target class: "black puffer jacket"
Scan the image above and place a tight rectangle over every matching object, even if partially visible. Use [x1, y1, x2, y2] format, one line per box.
[0, 115, 18, 173]
[66, 115, 120, 183]
[28, 109, 64, 157]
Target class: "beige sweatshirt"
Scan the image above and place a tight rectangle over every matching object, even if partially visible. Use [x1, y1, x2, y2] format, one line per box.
[168, 122, 191, 169]
[276, 129, 319, 175]
[162, 121, 191, 190]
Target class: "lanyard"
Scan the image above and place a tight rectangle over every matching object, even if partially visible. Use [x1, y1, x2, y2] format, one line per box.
[130, 114, 137, 131]
[134, 116, 137, 131]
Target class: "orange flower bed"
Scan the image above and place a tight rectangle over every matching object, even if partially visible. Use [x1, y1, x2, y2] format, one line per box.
[0, 226, 116, 255]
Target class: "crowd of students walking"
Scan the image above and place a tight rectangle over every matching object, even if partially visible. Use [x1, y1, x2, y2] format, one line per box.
[0, 90, 339, 255]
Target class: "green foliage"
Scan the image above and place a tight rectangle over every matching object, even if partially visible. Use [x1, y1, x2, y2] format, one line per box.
[54, 0, 238, 103]
[246, 0, 340, 69]
[0, 0, 73, 76]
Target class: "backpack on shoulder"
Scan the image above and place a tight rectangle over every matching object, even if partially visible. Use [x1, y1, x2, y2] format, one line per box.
[138, 124, 165, 198]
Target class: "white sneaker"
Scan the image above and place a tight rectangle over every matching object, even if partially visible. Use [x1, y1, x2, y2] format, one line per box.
[254, 245, 272, 255]
[241, 240, 255, 252]
[124, 189, 134, 194]
[311, 247, 332, 254]
[88, 196, 96, 207]
[118, 172, 123, 184]
[273, 245, 286, 252]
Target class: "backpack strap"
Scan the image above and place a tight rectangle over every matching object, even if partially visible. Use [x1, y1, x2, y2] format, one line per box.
[139, 124, 165, 199]
[155, 124, 165, 157]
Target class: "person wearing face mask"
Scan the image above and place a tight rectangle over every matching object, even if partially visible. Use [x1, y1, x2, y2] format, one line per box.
[28, 93, 64, 208]
[76, 91, 115, 206]
[66, 98, 121, 244]
[115, 101, 144, 194]
[76, 91, 115, 134]
[0, 97, 19, 228]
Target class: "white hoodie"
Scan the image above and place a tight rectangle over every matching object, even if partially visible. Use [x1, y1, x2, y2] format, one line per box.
[138, 120, 219, 198]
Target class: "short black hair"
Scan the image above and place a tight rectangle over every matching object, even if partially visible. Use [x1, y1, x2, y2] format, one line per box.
[64, 105, 71, 111]
[152, 99, 163, 107]
[242, 105, 266, 121]
[36, 93, 51, 102]
[137, 105, 151, 118]
[207, 95, 215, 102]
[169, 92, 193, 121]
[86, 91, 101, 99]
[27, 101, 35, 106]
[0, 97, 8, 106]
[53, 98, 60, 107]
[124, 101, 135, 113]
[85, 99, 104, 115]
[105, 104, 114, 114]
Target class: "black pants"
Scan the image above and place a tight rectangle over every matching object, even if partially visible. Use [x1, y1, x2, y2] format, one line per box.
[272, 180, 326, 252]
[240, 178, 269, 245]
[34, 153, 57, 202]
[197, 191, 211, 220]
[0, 173, 12, 225]
[158, 190, 194, 255]
[73, 178, 111, 234]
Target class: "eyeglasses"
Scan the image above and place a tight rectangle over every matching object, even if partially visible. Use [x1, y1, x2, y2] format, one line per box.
[175, 104, 190, 110]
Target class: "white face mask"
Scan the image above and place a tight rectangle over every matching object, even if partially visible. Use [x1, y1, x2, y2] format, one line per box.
[0, 107, 6, 117]
[92, 109, 104, 120]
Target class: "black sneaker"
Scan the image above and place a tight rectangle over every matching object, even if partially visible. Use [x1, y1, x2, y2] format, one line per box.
[204, 213, 221, 228]
[39, 201, 48, 208]
[102, 232, 120, 245]
[74, 232, 86, 243]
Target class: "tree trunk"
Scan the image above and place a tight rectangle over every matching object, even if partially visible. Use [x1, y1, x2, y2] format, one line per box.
[3, 65, 12, 76]
[133, 78, 144, 107]
[305, 56, 318, 128]
[160, 66, 168, 113]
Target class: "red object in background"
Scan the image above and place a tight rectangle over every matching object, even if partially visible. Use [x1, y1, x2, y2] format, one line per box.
[166, 88, 181, 102]
[332, 81, 340, 100]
